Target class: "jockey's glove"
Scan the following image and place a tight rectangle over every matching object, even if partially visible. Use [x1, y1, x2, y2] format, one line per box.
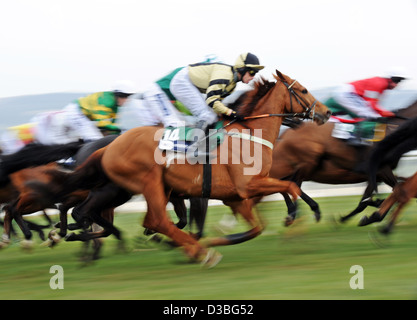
[227, 111, 245, 121]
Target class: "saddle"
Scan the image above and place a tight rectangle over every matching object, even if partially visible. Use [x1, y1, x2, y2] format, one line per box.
[331, 116, 387, 147]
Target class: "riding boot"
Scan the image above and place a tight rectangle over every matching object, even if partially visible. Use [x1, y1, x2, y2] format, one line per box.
[347, 123, 370, 147]
[187, 120, 209, 157]
[193, 120, 209, 143]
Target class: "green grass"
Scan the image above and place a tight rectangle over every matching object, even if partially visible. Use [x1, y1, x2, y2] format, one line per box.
[1, 194, 417, 300]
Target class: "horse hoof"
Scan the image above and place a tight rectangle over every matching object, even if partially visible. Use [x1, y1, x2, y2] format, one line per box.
[20, 240, 34, 251]
[41, 239, 55, 248]
[314, 212, 321, 223]
[358, 216, 369, 226]
[378, 225, 391, 235]
[0, 241, 9, 249]
[48, 230, 62, 243]
[284, 215, 294, 227]
[339, 216, 348, 223]
[200, 248, 223, 269]
[359, 212, 382, 227]
[64, 233, 77, 241]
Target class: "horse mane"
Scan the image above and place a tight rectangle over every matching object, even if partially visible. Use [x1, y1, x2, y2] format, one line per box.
[368, 115, 417, 192]
[228, 77, 276, 117]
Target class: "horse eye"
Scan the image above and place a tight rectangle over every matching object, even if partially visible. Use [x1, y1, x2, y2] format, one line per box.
[301, 89, 308, 94]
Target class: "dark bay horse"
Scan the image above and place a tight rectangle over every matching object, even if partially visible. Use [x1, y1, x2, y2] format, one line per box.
[357, 116, 417, 233]
[27, 70, 330, 266]
[0, 142, 84, 247]
[268, 99, 417, 224]
[3, 136, 208, 258]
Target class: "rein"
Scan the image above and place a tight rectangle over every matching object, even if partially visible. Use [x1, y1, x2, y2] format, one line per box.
[200, 78, 318, 148]
[235, 79, 318, 122]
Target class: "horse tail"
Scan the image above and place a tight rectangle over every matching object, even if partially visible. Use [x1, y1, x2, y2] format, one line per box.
[1, 141, 83, 175]
[368, 116, 417, 192]
[25, 148, 108, 203]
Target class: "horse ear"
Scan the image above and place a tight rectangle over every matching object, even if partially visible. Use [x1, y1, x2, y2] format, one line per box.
[275, 69, 285, 81]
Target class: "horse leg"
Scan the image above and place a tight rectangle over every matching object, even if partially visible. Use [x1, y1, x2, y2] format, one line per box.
[281, 192, 297, 226]
[143, 195, 187, 236]
[245, 177, 301, 200]
[90, 208, 116, 258]
[300, 191, 321, 222]
[42, 210, 54, 227]
[0, 206, 13, 248]
[189, 197, 208, 239]
[91, 223, 104, 260]
[24, 220, 48, 241]
[11, 207, 34, 249]
[66, 186, 126, 243]
[358, 193, 397, 226]
[201, 199, 263, 247]
[282, 190, 321, 227]
[378, 202, 405, 234]
[377, 179, 414, 233]
[170, 197, 188, 230]
[340, 184, 378, 223]
[141, 175, 217, 265]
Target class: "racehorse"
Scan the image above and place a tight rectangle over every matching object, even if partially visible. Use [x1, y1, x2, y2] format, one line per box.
[0, 142, 83, 247]
[2, 135, 208, 260]
[267, 99, 417, 224]
[357, 116, 417, 233]
[26, 70, 330, 266]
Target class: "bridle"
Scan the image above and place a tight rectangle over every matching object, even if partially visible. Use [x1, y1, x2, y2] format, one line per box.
[239, 79, 319, 122]
[283, 79, 318, 121]
[199, 79, 322, 147]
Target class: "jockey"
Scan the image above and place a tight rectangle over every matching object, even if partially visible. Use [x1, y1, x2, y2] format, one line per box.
[0, 81, 136, 154]
[325, 69, 407, 146]
[136, 53, 264, 152]
[61, 80, 136, 139]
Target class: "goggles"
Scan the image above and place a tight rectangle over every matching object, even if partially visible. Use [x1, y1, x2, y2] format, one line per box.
[247, 68, 259, 76]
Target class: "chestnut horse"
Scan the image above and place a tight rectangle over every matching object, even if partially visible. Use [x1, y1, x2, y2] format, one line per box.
[42, 70, 330, 266]
[268, 99, 417, 224]
[22, 70, 330, 266]
[357, 116, 417, 233]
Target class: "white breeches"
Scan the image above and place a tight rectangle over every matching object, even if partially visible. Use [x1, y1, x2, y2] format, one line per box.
[138, 83, 187, 127]
[333, 84, 381, 118]
[170, 67, 218, 125]
[34, 105, 103, 144]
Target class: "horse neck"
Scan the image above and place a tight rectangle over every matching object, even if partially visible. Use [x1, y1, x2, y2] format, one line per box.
[245, 84, 288, 143]
[386, 101, 417, 135]
[395, 100, 417, 119]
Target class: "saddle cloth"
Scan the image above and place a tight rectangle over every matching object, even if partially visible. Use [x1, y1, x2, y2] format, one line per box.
[158, 121, 224, 153]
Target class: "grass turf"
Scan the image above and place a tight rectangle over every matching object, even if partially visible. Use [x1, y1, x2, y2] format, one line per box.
[1, 194, 417, 300]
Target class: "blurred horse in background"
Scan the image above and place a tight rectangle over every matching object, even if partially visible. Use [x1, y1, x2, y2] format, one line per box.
[358, 116, 417, 234]
[269, 100, 417, 225]
[0, 142, 83, 248]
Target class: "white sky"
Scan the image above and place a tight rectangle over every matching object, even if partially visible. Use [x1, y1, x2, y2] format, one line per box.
[1, 0, 417, 98]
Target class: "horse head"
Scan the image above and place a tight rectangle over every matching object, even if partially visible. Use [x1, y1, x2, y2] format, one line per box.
[273, 70, 331, 125]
